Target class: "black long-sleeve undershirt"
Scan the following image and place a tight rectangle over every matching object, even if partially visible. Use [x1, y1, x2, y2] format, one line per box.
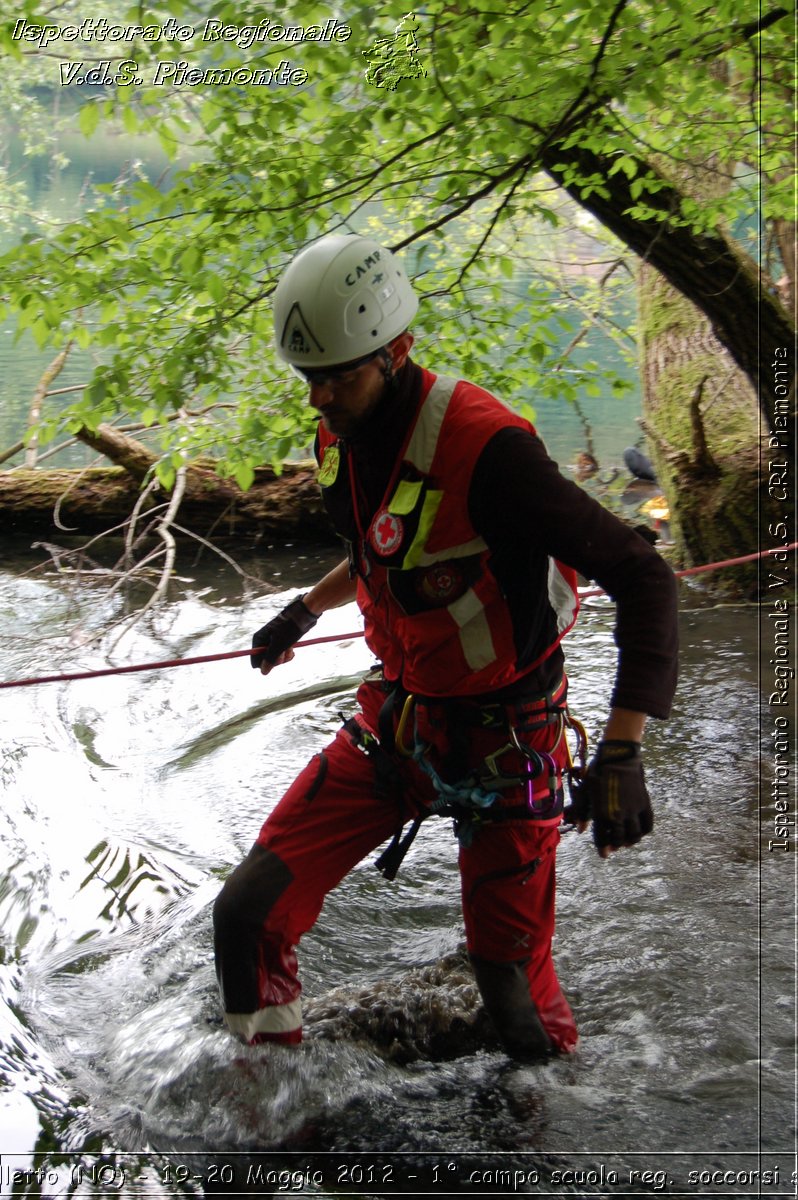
[469, 427, 678, 719]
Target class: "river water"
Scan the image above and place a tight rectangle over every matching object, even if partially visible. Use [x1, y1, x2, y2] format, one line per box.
[0, 542, 793, 1198]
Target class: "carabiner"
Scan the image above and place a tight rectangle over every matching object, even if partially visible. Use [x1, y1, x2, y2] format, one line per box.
[564, 711, 589, 779]
[394, 693, 417, 757]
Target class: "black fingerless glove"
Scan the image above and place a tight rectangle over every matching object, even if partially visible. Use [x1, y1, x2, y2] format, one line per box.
[250, 595, 319, 668]
[565, 740, 653, 852]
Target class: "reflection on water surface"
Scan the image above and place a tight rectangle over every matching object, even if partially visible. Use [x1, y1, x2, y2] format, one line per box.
[0, 552, 791, 1196]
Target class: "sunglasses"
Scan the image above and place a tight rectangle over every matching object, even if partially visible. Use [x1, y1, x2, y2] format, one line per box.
[290, 349, 383, 387]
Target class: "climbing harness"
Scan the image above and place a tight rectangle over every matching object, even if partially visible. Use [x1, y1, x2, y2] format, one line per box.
[354, 680, 588, 871]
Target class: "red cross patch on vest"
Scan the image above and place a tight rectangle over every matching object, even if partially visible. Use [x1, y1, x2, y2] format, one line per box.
[369, 509, 404, 556]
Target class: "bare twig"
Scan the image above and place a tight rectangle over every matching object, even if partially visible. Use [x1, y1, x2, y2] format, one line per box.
[25, 341, 73, 467]
[105, 465, 188, 654]
[170, 521, 271, 591]
[124, 477, 160, 568]
[0, 440, 25, 467]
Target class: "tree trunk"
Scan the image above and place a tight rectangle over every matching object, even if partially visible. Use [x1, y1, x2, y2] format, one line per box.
[0, 424, 335, 545]
[637, 265, 769, 595]
[540, 143, 794, 420]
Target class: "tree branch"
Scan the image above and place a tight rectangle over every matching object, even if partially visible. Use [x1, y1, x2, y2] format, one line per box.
[25, 341, 73, 467]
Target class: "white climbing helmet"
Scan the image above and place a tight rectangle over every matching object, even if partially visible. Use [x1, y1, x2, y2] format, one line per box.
[273, 234, 418, 368]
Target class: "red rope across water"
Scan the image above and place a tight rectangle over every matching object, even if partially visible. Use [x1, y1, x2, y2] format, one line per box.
[1, 543, 795, 691]
[578, 542, 798, 598]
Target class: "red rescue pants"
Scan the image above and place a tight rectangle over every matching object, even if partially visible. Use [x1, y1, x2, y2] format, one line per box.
[213, 678, 578, 1057]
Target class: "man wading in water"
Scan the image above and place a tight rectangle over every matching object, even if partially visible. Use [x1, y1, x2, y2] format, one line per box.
[213, 234, 678, 1059]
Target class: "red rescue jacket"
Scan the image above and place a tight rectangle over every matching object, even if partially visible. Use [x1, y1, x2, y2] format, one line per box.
[317, 370, 579, 696]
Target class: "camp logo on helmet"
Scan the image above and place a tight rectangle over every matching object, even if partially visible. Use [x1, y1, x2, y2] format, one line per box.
[289, 327, 310, 354]
[280, 301, 323, 356]
[369, 509, 404, 555]
[344, 249, 382, 287]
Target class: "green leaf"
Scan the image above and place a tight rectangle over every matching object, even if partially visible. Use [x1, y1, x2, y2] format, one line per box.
[156, 461, 176, 490]
[204, 273, 227, 303]
[31, 318, 50, 348]
[234, 462, 256, 491]
[78, 103, 101, 138]
[87, 378, 107, 406]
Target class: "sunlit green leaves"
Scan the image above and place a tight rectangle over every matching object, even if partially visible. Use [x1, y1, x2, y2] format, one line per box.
[0, 0, 790, 485]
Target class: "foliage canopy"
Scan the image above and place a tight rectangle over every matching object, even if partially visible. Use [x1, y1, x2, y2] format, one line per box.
[1, 0, 793, 488]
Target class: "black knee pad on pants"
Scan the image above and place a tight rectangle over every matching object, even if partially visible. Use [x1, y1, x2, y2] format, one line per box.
[213, 844, 293, 1012]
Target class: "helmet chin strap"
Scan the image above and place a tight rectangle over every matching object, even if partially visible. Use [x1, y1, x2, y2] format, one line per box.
[378, 346, 394, 381]
[378, 346, 403, 397]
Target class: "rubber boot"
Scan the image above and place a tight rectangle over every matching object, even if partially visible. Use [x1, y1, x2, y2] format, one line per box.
[469, 954, 554, 1060]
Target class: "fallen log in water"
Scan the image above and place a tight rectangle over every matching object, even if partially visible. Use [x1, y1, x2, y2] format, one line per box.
[0, 423, 336, 544]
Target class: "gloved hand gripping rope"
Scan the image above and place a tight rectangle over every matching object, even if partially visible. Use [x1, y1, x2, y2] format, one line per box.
[250, 596, 319, 669]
